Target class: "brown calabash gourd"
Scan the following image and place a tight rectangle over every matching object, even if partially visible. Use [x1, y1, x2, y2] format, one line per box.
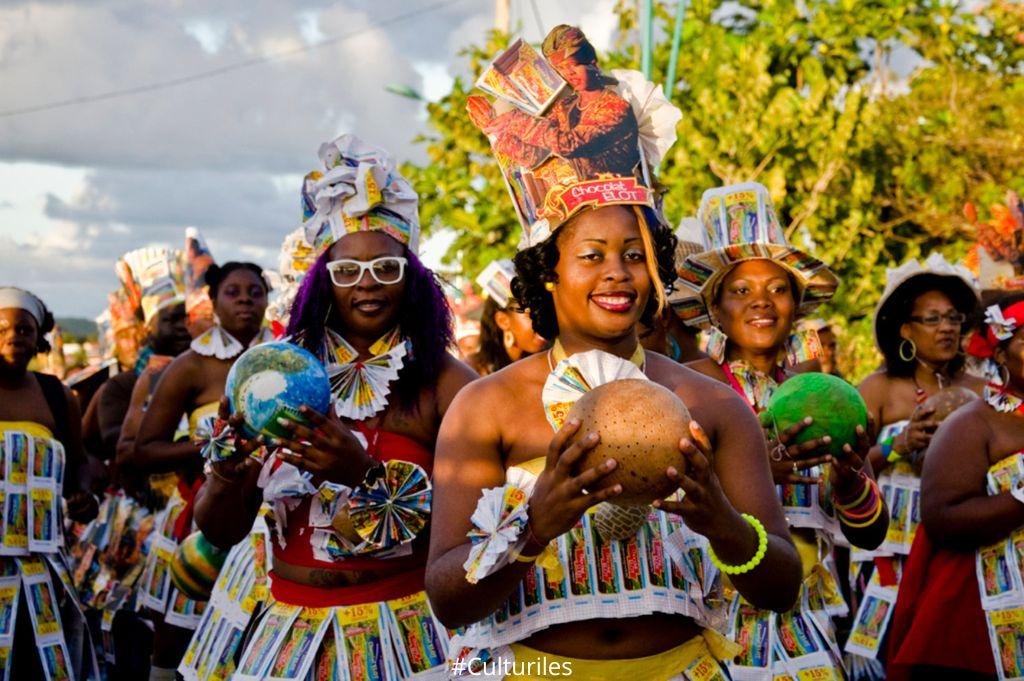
[567, 379, 691, 506]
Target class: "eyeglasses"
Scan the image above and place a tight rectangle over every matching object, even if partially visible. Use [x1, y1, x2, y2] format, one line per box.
[909, 311, 967, 326]
[326, 257, 407, 287]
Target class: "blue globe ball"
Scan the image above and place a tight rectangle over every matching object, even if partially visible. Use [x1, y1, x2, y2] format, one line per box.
[225, 341, 331, 438]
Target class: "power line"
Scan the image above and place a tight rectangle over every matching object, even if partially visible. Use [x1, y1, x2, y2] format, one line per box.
[0, 0, 466, 119]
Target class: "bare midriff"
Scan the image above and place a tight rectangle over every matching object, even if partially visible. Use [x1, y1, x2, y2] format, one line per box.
[271, 555, 415, 588]
[521, 614, 702, 659]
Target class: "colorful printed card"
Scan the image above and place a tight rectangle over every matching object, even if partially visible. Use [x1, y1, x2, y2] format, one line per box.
[29, 481, 59, 553]
[844, 582, 897, 659]
[385, 591, 448, 676]
[336, 602, 394, 681]
[235, 602, 301, 680]
[267, 607, 333, 681]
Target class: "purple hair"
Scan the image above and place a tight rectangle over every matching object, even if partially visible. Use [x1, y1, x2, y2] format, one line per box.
[286, 244, 454, 411]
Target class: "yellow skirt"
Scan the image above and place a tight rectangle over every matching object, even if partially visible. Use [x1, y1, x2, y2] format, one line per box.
[505, 630, 739, 681]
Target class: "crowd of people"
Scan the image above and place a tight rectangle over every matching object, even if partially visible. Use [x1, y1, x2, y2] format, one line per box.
[2, 21, 1022, 681]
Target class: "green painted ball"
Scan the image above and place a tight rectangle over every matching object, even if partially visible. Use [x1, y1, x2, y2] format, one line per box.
[760, 373, 867, 458]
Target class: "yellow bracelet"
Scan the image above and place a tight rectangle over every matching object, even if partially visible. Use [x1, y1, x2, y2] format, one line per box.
[839, 497, 885, 528]
[514, 551, 540, 563]
[708, 514, 768, 575]
[834, 475, 871, 510]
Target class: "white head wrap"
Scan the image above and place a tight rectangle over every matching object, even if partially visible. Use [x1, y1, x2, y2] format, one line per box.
[0, 287, 46, 326]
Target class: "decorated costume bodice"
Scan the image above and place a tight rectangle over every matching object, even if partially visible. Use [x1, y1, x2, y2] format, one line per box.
[974, 450, 1024, 679]
[454, 349, 730, 653]
[270, 427, 433, 572]
[0, 422, 66, 555]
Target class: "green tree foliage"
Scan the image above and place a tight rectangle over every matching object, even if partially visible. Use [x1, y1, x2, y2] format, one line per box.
[403, 0, 1024, 381]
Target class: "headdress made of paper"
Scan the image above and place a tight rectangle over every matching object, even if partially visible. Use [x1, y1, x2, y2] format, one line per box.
[302, 135, 420, 255]
[670, 182, 839, 328]
[118, 247, 186, 325]
[475, 259, 517, 309]
[468, 25, 682, 250]
[266, 174, 321, 329]
[183, 227, 215, 326]
[962, 190, 1024, 292]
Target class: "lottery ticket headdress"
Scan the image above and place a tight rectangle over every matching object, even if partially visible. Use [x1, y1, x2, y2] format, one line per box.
[874, 252, 979, 358]
[670, 182, 840, 329]
[183, 227, 216, 329]
[297, 137, 421, 421]
[962, 190, 1024, 292]
[301, 135, 420, 255]
[264, 173, 318, 329]
[467, 25, 682, 251]
[475, 259, 518, 309]
[117, 247, 186, 326]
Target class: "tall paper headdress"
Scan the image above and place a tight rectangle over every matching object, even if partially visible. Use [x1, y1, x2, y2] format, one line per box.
[475, 259, 517, 309]
[302, 136, 419, 255]
[468, 25, 681, 250]
[962, 190, 1024, 291]
[119, 247, 186, 325]
[183, 227, 215, 327]
[266, 172, 321, 328]
[670, 182, 839, 327]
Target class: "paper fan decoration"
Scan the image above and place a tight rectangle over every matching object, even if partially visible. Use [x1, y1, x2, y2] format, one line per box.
[348, 460, 431, 548]
[542, 349, 647, 430]
[194, 417, 237, 463]
[463, 467, 538, 584]
[191, 326, 275, 359]
[320, 327, 409, 420]
[611, 69, 682, 171]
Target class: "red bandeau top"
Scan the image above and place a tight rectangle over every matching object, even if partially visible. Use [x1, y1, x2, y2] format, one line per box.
[271, 424, 433, 573]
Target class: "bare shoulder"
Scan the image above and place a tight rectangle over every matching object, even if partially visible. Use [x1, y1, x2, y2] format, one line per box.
[434, 354, 479, 414]
[683, 356, 727, 383]
[957, 372, 987, 395]
[937, 397, 993, 441]
[438, 353, 479, 389]
[857, 370, 891, 398]
[447, 354, 545, 415]
[646, 353, 748, 425]
[856, 368, 897, 405]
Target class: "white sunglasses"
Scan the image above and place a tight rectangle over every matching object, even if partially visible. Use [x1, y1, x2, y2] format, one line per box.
[326, 256, 407, 287]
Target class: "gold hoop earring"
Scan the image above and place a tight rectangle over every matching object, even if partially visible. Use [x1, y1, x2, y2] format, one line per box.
[544, 281, 555, 292]
[899, 338, 917, 362]
[999, 363, 1011, 387]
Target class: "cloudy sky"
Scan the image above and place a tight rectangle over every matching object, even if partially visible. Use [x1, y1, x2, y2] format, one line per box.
[0, 0, 618, 317]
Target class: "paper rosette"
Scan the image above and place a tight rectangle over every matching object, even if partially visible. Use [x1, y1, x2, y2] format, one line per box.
[464, 467, 538, 584]
[190, 326, 275, 359]
[542, 349, 647, 430]
[257, 457, 317, 546]
[321, 328, 409, 420]
[347, 460, 431, 548]
[193, 417, 237, 463]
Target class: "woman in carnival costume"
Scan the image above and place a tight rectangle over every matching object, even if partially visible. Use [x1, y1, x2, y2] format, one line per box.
[0, 286, 99, 679]
[68, 244, 195, 680]
[885, 293, 1024, 679]
[674, 182, 888, 678]
[468, 258, 548, 376]
[428, 25, 801, 681]
[849, 253, 982, 675]
[186, 134, 477, 681]
[129, 257, 272, 680]
[97, 248, 192, 474]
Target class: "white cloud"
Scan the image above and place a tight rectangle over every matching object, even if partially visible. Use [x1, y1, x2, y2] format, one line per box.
[0, 0, 614, 317]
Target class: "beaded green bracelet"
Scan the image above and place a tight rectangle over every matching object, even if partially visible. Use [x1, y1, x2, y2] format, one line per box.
[708, 513, 768, 575]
